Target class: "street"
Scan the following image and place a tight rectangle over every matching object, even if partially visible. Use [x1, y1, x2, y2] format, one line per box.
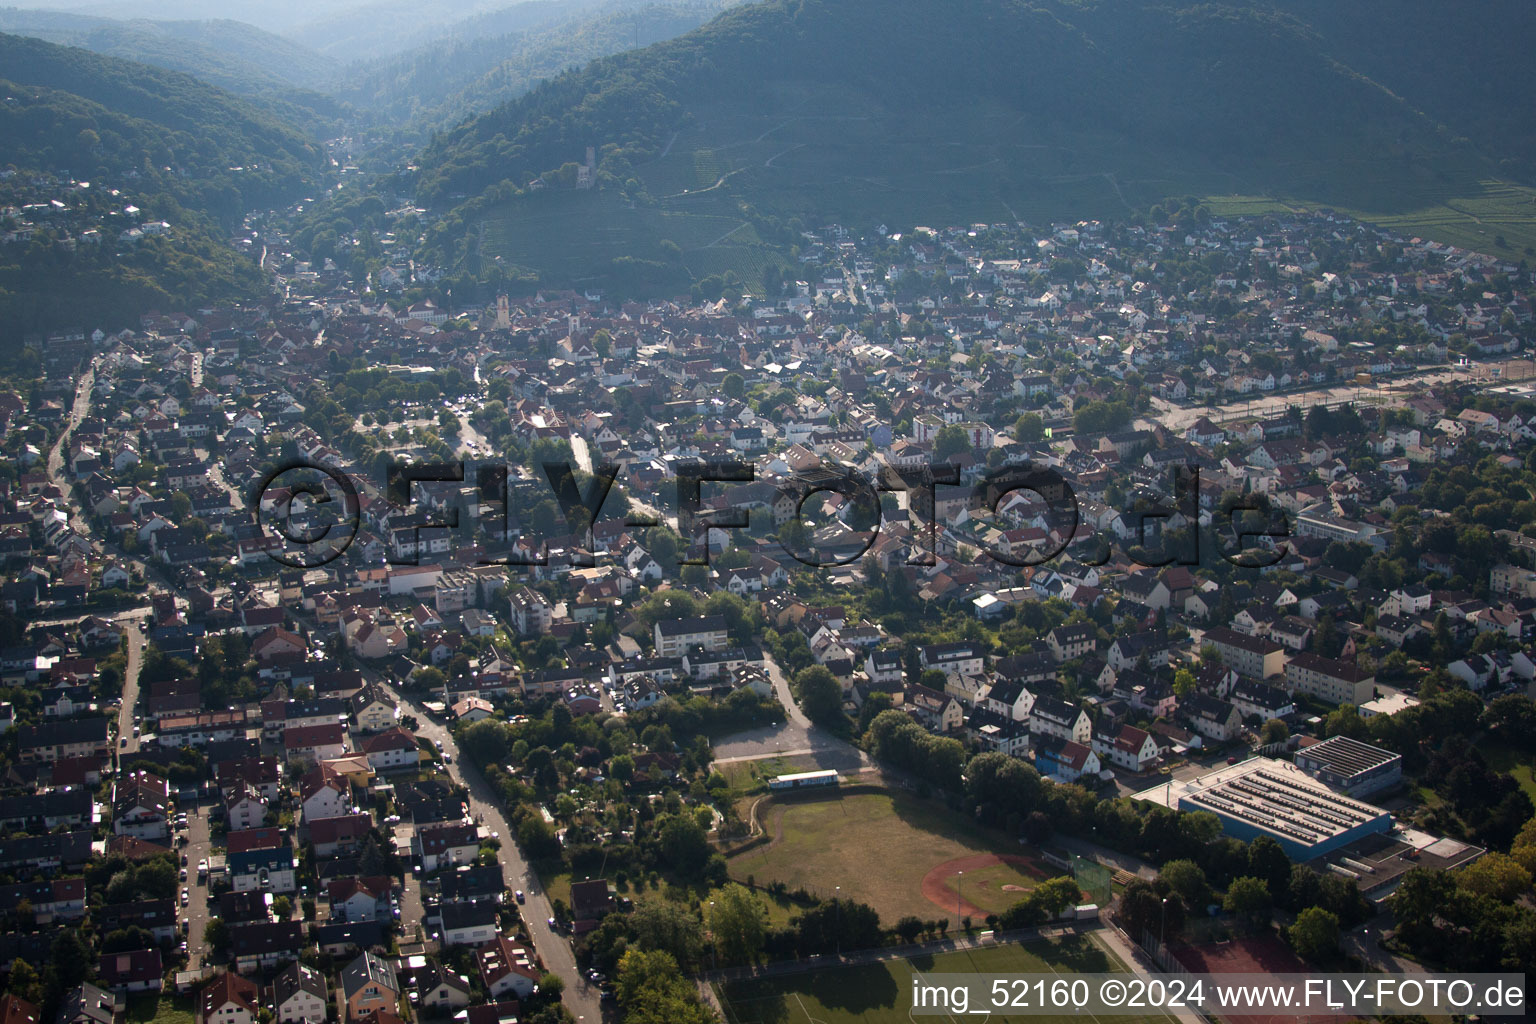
[118, 620, 144, 755]
[181, 806, 213, 970]
[372, 678, 604, 1024]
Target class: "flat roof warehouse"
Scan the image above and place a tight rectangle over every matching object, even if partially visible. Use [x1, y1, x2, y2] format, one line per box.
[1174, 758, 1393, 859]
[1295, 735, 1400, 778]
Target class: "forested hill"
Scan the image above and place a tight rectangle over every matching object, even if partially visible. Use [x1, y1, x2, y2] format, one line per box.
[335, 0, 730, 130]
[0, 10, 332, 94]
[410, 0, 1535, 239]
[0, 32, 326, 221]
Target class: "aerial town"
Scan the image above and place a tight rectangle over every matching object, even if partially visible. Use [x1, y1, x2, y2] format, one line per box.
[3, 206, 1536, 1024]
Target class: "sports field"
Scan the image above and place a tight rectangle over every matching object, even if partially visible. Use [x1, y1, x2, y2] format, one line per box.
[730, 788, 1064, 925]
[718, 934, 1181, 1024]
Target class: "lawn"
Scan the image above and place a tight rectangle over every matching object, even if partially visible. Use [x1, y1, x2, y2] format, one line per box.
[937, 861, 1047, 917]
[728, 788, 1060, 925]
[718, 934, 1179, 1024]
[1205, 178, 1536, 257]
[125, 994, 195, 1024]
[1479, 739, 1536, 807]
[720, 754, 827, 796]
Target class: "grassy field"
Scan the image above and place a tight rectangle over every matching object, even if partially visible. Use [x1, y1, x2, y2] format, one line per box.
[729, 788, 1058, 925]
[1205, 178, 1536, 257]
[720, 754, 827, 795]
[937, 861, 1043, 917]
[718, 934, 1179, 1024]
[1480, 740, 1536, 807]
[126, 994, 195, 1024]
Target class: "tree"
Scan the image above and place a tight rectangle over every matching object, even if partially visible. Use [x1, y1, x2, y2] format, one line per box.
[1030, 876, 1083, 919]
[204, 917, 231, 951]
[1159, 860, 1210, 910]
[894, 915, 925, 944]
[6, 959, 41, 1003]
[49, 928, 91, 992]
[792, 665, 844, 727]
[1172, 669, 1195, 697]
[537, 972, 564, 998]
[1222, 876, 1272, 925]
[1260, 718, 1289, 745]
[657, 813, 710, 877]
[933, 425, 972, 461]
[1287, 907, 1340, 963]
[722, 373, 745, 400]
[1015, 412, 1045, 443]
[706, 883, 768, 965]
[629, 897, 705, 966]
[615, 950, 714, 1024]
[1456, 852, 1533, 903]
[1323, 704, 1368, 740]
[272, 895, 292, 920]
[1247, 836, 1292, 902]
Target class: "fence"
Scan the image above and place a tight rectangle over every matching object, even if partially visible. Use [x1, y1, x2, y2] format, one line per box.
[1072, 855, 1113, 905]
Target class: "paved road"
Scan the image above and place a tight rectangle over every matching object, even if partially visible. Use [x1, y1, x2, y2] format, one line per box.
[182, 805, 213, 970]
[47, 360, 101, 546]
[710, 653, 872, 773]
[372, 678, 603, 1024]
[572, 433, 674, 531]
[118, 620, 145, 755]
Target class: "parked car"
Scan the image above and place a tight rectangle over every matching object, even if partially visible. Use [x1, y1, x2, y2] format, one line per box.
[515, 890, 525, 904]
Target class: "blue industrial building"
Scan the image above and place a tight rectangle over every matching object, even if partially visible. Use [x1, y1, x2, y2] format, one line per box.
[1176, 758, 1393, 859]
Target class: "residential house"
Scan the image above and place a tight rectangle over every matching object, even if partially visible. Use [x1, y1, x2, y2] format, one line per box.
[341, 953, 399, 1023]
[271, 962, 328, 1024]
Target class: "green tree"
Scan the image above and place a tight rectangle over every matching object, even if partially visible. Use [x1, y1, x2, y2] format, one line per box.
[722, 373, 745, 400]
[6, 959, 41, 1003]
[1323, 704, 1368, 739]
[629, 897, 705, 966]
[615, 950, 714, 1024]
[1456, 852, 1533, 902]
[706, 883, 768, 965]
[1260, 718, 1289, 745]
[1287, 907, 1340, 963]
[792, 665, 844, 727]
[657, 813, 710, 877]
[933, 424, 972, 461]
[1172, 669, 1195, 697]
[1014, 412, 1045, 443]
[203, 917, 231, 951]
[1222, 876, 1272, 925]
[1159, 860, 1210, 910]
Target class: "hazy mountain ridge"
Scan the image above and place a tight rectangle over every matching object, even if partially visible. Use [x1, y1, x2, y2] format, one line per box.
[414, 0, 1511, 206]
[392, 0, 1534, 292]
[0, 31, 327, 214]
[334, 0, 732, 128]
[0, 8, 332, 91]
